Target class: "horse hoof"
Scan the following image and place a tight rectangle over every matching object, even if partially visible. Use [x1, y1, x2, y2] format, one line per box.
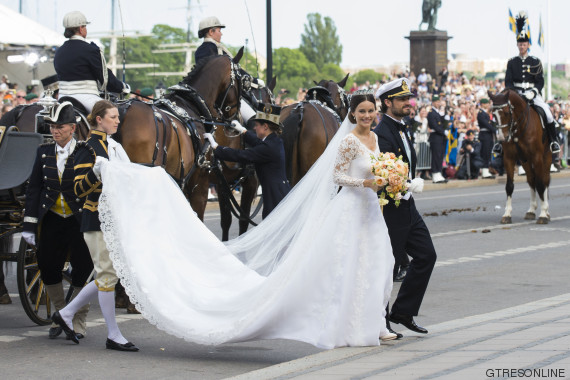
[500, 217, 512, 224]
[536, 217, 549, 225]
[524, 212, 536, 220]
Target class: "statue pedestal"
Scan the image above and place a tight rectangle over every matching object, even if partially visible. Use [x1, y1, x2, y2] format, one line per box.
[406, 30, 452, 79]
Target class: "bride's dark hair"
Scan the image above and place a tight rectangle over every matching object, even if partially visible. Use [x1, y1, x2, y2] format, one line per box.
[348, 92, 376, 123]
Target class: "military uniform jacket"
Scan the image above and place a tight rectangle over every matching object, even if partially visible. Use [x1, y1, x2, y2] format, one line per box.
[214, 131, 290, 218]
[54, 39, 124, 93]
[477, 109, 496, 134]
[427, 108, 446, 142]
[505, 55, 544, 93]
[23, 140, 85, 234]
[374, 115, 417, 180]
[194, 42, 219, 63]
[73, 130, 108, 232]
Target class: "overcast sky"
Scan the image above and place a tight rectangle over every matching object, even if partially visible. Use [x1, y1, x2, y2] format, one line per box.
[4, 0, 570, 68]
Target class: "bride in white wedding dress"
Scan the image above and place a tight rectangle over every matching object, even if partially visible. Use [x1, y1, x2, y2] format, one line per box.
[98, 91, 395, 349]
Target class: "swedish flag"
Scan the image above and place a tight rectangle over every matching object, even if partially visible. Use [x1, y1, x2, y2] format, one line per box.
[508, 8, 517, 34]
[538, 15, 544, 49]
[528, 23, 532, 46]
[446, 123, 458, 166]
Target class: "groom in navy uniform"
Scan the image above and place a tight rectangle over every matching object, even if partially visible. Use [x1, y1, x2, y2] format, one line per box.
[204, 103, 290, 219]
[374, 78, 437, 336]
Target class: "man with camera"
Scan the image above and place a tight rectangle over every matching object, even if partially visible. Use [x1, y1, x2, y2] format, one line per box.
[456, 130, 484, 180]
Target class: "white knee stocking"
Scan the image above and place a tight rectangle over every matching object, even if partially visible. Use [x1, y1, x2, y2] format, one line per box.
[98, 290, 127, 344]
[59, 280, 98, 328]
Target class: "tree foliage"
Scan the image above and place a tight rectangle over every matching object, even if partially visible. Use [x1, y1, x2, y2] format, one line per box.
[352, 69, 387, 85]
[102, 24, 196, 91]
[300, 13, 342, 71]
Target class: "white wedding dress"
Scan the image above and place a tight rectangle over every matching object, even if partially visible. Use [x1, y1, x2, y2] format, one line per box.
[98, 119, 394, 349]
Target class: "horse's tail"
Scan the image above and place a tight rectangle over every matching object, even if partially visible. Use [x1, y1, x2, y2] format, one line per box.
[281, 103, 304, 183]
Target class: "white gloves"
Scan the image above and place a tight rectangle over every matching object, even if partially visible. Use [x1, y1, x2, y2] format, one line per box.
[93, 156, 109, 180]
[122, 83, 131, 95]
[230, 120, 247, 134]
[22, 231, 35, 246]
[203, 133, 218, 149]
[408, 177, 424, 194]
[524, 89, 536, 100]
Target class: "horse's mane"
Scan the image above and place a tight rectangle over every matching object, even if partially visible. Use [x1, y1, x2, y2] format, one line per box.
[180, 55, 222, 85]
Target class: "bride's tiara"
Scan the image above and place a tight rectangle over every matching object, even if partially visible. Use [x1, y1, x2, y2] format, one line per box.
[352, 89, 375, 96]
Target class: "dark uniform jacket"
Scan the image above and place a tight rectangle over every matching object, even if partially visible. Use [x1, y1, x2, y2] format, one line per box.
[195, 42, 222, 63]
[73, 130, 108, 232]
[23, 141, 85, 234]
[504, 55, 544, 93]
[427, 108, 446, 143]
[214, 131, 290, 218]
[54, 39, 124, 93]
[374, 115, 417, 182]
[477, 109, 496, 134]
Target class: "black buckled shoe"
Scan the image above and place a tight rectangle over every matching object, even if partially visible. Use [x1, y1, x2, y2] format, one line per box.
[106, 339, 139, 352]
[389, 313, 428, 334]
[49, 326, 63, 339]
[66, 332, 84, 340]
[52, 311, 79, 344]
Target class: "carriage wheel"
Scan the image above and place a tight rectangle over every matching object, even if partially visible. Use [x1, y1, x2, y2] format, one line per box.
[16, 237, 72, 326]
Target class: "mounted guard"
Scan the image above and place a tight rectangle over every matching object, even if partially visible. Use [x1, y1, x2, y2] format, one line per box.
[54, 11, 131, 113]
[495, 11, 560, 155]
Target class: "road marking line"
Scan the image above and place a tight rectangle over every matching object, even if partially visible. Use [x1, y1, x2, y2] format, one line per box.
[0, 336, 26, 343]
[436, 240, 570, 267]
[431, 215, 570, 238]
[417, 183, 570, 201]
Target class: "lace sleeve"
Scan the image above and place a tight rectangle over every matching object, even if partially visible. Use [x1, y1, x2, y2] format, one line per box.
[333, 135, 364, 188]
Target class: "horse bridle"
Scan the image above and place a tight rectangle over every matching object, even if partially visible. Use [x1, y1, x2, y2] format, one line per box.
[491, 92, 529, 143]
[214, 58, 241, 122]
[307, 84, 348, 118]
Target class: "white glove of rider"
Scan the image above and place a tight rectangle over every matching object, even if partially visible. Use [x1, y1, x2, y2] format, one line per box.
[93, 156, 109, 181]
[408, 177, 424, 194]
[524, 89, 536, 100]
[203, 133, 218, 149]
[22, 231, 35, 246]
[230, 120, 247, 134]
[122, 83, 131, 95]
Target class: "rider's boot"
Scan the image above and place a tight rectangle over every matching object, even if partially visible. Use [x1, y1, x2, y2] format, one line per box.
[545, 121, 561, 154]
[492, 142, 503, 155]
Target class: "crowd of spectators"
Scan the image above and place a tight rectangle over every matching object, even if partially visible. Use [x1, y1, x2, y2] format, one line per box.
[0, 74, 41, 119]
[348, 69, 570, 179]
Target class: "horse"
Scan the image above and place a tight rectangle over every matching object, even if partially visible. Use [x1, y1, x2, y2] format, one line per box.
[0, 103, 90, 140]
[116, 49, 244, 221]
[488, 89, 552, 224]
[279, 75, 349, 186]
[212, 76, 276, 241]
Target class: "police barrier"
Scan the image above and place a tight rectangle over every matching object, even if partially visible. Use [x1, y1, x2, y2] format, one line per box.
[415, 141, 431, 171]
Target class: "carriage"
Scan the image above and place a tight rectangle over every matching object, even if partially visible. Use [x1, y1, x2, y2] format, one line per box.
[0, 125, 77, 325]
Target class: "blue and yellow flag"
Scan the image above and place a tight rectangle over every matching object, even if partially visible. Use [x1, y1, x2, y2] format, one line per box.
[528, 23, 532, 46]
[446, 123, 458, 166]
[538, 14, 544, 49]
[508, 8, 517, 34]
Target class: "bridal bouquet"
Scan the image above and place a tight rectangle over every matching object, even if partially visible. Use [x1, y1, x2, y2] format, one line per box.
[370, 153, 409, 208]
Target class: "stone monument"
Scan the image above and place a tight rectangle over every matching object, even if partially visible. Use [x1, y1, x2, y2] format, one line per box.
[406, 0, 451, 79]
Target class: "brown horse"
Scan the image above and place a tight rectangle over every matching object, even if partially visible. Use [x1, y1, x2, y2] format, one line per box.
[213, 76, 276, 241]
[279, 76, 349, 186]
[116, 50, 244, 221]
[309, 74, 350, 120]
[0, 103, 90, 140]
[488, 89, 551, 224]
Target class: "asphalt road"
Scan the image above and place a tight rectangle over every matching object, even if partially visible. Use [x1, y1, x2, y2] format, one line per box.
[1, 173, 569, 379]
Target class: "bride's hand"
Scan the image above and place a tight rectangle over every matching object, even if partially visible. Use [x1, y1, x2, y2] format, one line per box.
[363, 179, 379, 192]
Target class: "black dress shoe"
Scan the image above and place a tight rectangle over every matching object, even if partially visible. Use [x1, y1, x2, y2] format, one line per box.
[389, 313, 428, 334]
[52, 311, 79, 344]
[106, 339, 139, 352]
[49, 326, 63, 339]
[66, 333, 84, 340]
[388, 327, 403, 339]
[394, 267, 408, 282]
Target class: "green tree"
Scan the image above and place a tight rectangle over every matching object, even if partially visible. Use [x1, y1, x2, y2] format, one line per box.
[300, 13, 342, 71]
[352, 69, 386, 85]
[272, 47, 319, 95]
[102, 24, 196, 91]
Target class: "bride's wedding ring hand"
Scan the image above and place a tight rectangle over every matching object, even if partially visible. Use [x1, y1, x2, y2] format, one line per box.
[364, 178, 379, 192]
